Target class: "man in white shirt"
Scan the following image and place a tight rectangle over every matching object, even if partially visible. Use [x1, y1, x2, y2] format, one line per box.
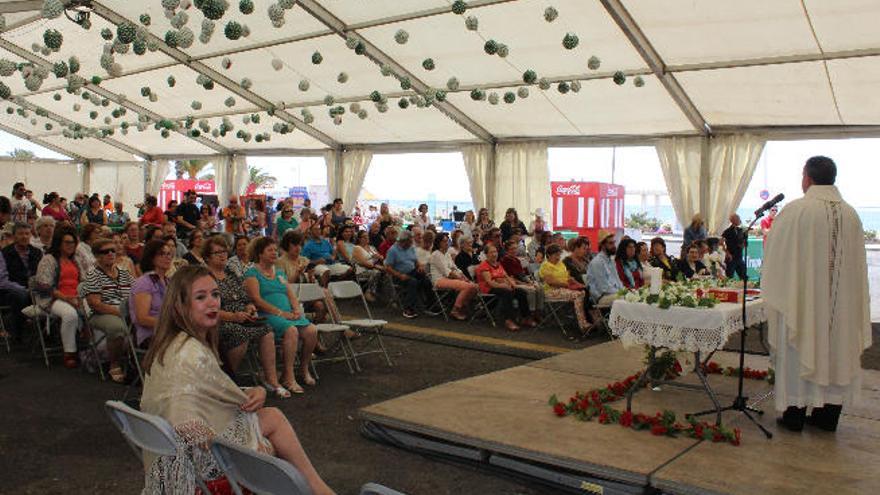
[763, 156, 872, 432]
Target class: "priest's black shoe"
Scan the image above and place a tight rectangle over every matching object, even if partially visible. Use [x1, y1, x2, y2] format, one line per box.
[806, 404, 842, 432]
[776, 406, 806, 432]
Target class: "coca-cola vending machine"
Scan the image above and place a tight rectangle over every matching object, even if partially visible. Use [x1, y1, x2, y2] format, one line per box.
[551, 182, 625, 251]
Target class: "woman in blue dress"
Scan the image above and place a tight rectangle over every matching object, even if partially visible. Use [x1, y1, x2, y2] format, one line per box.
[244, 236, 319, 394]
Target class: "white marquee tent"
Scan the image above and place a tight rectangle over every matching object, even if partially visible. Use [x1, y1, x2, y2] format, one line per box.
[0, 0, 879, 232]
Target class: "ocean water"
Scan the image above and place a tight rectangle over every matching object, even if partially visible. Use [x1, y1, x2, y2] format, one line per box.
[363, 198, 880, 232]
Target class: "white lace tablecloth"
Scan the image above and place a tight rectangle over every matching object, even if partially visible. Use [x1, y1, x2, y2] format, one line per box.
[609, 299, 766, 353]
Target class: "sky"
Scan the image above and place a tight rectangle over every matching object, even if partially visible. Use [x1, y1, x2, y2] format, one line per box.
[3, 130, 880, 210]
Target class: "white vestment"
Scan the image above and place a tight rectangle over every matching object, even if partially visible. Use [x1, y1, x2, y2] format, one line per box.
[762, 185, 871, 411]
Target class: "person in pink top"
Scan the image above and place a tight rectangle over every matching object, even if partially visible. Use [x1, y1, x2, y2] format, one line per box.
[474, 244, 536, 332]
[40, 192, 69, 223]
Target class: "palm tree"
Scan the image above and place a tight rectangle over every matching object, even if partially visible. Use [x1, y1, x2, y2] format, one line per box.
[174, 159, 212, 179]
[7, 148, 35, 160]
[248, 165, 277, 190]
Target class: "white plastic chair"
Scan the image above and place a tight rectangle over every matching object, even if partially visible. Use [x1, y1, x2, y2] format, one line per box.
[104, 400, 211, 494]
[211, 437, 312, 495]
[211, 437, 408, 495]
[291, 283, 356, 374]
[327, 280, 392, 369]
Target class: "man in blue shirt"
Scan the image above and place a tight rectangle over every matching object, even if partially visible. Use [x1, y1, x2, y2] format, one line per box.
[385, 230, 431, 318]
[302, 224, 351, 285]
[586, 234, 624, 305]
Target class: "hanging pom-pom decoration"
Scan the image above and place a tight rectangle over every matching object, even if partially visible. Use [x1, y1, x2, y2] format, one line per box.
[633, 76, 645, 87]
[588, 56, 601, 71]
[311, 51, 323, 64]
[562, 33, 579, 50]
[465, 16, 479, 31]
[422, 58, 435, 71]
[394, 29, 409, 45]
[613, 71, 626, 85]
[544, 6, 558, 22]
[451, 1, 468, 15]
[271, 58, 283, 71]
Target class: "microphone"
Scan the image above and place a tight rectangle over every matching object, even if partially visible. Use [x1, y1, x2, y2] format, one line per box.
[754, 193, 784, 217]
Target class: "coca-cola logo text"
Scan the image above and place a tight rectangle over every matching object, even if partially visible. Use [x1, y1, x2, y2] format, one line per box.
[555, 184, 581, 196]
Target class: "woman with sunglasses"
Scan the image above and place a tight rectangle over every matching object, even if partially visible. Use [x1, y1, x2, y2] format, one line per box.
[34, 225, 84, 368]
[476, 207, 495, 233]
[275, 205, 299, 239]
[82, 238, 134, 382]
[130, 239, 172, 348]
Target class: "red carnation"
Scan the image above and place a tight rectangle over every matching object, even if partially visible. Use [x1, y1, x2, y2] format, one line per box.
[553, 403, 567, 417]
[693, 425, 703, 438]
[598, 412, 609, 424]
[651, 424, 668, 436]
[619, 410, 633, 427]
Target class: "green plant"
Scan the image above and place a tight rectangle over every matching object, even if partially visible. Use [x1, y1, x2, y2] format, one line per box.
[626, 211, 662, 231]
[865, 229, 877, 242]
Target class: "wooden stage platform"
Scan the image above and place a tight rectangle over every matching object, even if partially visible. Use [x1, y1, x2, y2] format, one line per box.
[360, 342, 880, 494]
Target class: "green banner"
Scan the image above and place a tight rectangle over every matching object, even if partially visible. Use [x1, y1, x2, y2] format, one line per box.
[745, 237, 764, 282]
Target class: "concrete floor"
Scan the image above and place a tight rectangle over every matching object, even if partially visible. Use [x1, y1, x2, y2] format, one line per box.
[1, 309, 877, 495]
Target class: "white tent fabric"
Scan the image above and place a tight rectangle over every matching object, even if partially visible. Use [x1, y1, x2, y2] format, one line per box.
[0, 159, 82, 202]
[324, 150, 338, 200]
[0, 0, 878, 161]
[656, 136, 703, 230]
[212, 155, 231, 209]
[338, 150, 373, 212]
[492, 142, 549, 223]
[705, 135, 766, 234]
[88, 161, 145, 216]
[231, 155, 250, 197]
[148, 159, 171, 198]
[461, 144, 493, 213]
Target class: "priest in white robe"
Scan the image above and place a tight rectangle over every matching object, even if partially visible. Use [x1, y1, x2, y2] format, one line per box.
[763, 156, 872, 432]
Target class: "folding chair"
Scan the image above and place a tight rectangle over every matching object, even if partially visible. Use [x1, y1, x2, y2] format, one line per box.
[466, 266, 496, 327]
[78, 283, 106, 381]
[22, 278, 62, 367]
[583, 274, 613, 338]
[0, 305, 11, 353]
[532, 271, 581, 340]
[291, 283, 356, 374]
[120, 297, 147, 399]
[327, 281, 392, 369]
[425, 267, 455, 322]
[211, 438, 408, 495]
[104, 400, 212, 494]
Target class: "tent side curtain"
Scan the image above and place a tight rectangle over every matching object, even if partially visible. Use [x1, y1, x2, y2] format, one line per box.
[231, 155, 249, 197]
[656, 137, 704, 232]
[212, 155, 231, 208]
[705, 135, 765, 234]
[655, 134, 765, 235]
[492, 142, 550, 225]
[339, 150, 373, 212]
[0, 160, 83, 206]
[149, 160, 171, 198]
[89, 161, 146, 218]
[461, 144, 493, 214]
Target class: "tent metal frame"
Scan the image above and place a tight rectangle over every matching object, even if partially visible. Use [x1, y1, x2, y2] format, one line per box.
[0, 0, 878, 162]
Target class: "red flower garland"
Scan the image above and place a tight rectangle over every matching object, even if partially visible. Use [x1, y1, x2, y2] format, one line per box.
[548, 372, 742, 446]
[701, 361, 772, 381]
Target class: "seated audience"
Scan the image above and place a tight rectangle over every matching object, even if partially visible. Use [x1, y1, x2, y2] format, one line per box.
[475, 244, 536, 332]
[499, 208, 529, 242]
[31, 215, 55, 252]
[416, 230, 435, 268]
[335, 224, 356, 266]
[202, 236, 288, 398]
[459, 210, 476, 241]
[302, 224, 351, 286]
[277, 230, 312, 283]
[297, 207, 314, 234]
[140, 265, 333, 495]
[108, 202, 129, 227]
[35, 225, 84, 368]
[110, 231, 140, 277]
[80, 195, 106, 226]
[222, 196, 247, 235]
[275, 204, 298, 239]
[455, 237, 481, 280]
[679, 244, 710, 279]
[138, 195, 164, 226]
[384, 230, 431, 319]
[163, 235, 189, 278]
[122, 221, 143, 264]
[75, 223, 103, 275]
[2, 222, 43, 289]
[0, 219, 35, 340]
[130, 239, 171, 348]
[563, 237, 592, 284]
[476, 207, 495, 233]
[352, 230, 386, 302]
[703, 237, 727, 278]
[649, 237, 679, 281]
[636, 242, 649, 265]
[82, 238, 133, 383]
[244, 237, 318, 394]
[499, 238, 543, 313]
[181, 229, 205, 265]
[586, 234, 625, 305]
[414, 203, 431, 230]
[449, 229, 463, 258]
[378, 226, 397, 257]
[615, 238, 644, 290]
[528, 230, 552, 262]
[683, 213, 707, 247]
[226, 235, 251, 278]
[41, 192, 69, 222]
[198, 204, 216, 233]
[539, 244, 590, 334]
[429, 233, 478, 320]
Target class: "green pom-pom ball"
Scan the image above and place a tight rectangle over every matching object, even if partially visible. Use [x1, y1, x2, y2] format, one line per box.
[523, 70, 537, 84]
[225, 22, 243, 40]
[484, 40, 498, 55]
[503, 92, 516, 104]
[613, 71, 626, 85]
[239, 0, 254, 15]
[422, 58, 435, 71]
[451, 1, 468, 15]
[562, 33, 579, 50]
[312, 51, 323, 64]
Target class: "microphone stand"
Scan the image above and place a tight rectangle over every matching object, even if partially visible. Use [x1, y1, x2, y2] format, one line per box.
[690, 213, 773, 439]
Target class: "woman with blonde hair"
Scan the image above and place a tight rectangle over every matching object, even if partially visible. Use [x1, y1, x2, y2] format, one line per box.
[140, 265, 333, 494]
[683, 213, 707, 249]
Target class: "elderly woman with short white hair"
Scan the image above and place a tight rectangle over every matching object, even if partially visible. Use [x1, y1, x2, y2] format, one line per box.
[31, 215, 55, 252]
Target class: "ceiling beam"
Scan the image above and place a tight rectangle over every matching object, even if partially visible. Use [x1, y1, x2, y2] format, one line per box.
[600, 0, 710, 136]
[667, 46, 880, 73]
[90, 1, 340, 150]
[297, 0, 494, 143]
[0, 37, 227, 157]
[0, 121, 86, 160]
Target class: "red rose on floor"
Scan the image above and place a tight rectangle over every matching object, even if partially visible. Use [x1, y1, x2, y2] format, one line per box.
[553, 403, 567, 417]
[733, 429, 742, 446]
[651, 424, 668, 436]
[619, 410, 633, 427]
[598, 412, 609, 424]
[693, 425, 703, 438]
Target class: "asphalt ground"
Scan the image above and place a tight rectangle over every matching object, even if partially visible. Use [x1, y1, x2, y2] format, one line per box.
[1, 300, 877, 495]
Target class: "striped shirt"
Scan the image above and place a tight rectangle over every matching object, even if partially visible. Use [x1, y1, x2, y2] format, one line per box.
[83, 266, 133, 308]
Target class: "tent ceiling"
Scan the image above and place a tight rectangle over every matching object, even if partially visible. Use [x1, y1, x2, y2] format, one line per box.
[0, 0, 876, 161]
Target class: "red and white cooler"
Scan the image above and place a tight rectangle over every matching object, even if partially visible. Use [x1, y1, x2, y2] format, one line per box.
[551, 182, 625, 250]
[158, 179, 216, 211]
